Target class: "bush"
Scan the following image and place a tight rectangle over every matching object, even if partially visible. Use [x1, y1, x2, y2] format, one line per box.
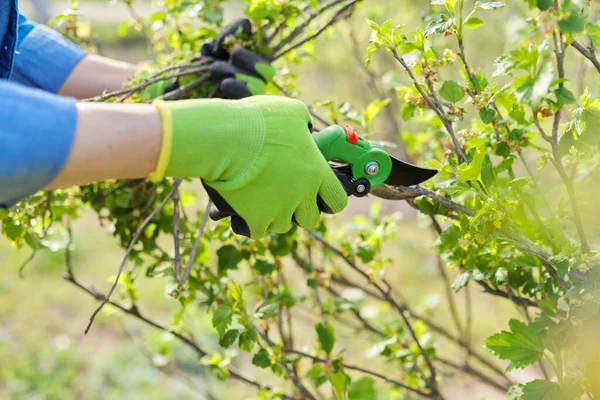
[4, 0, 600, 399]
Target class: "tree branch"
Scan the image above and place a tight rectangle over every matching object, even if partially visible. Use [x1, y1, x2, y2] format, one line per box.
[306, 230, 513, 386]
[307, 231, 443, 397]
[289, 350, 435, 398]
[272, 0, 363, 61]
[84, 180, 181, 335]
[392, 50, 468, 163]
[571, 40, 600, 75]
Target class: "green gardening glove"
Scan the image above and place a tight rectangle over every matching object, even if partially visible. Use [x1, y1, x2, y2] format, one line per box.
[149, 95, 348, 239]
[202, 18, 275, 99]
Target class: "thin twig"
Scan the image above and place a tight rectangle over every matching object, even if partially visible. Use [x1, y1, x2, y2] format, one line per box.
[270, 0, 348, 54]
[181, 200, 212, 284]
[435, 357, 509, 393]
[571, 39, 600, 75]
[392, 50, 468, 163]
[84, 181, 181, 335]
[307, 231, 442, 397]
[65, 235, 298, 399]
[545, 33, 590, 253]
[307, 230, 512, 386]
[464, 283, 472, 354]
[272, 0, 363, 61]
[159, 74, 211, 101]
[254, 326, 319, 400]
[173, 181, 183, 282]
[476, 281, 539, 308]
[87, 61, 211, 103]
[289, 350, 435, 398]
[431, 218, 464, 338]
[370, 185, 476, 216]
[19, 192, 54, 278]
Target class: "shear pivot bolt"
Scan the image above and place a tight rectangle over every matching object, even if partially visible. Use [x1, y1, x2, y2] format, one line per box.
[356, 184, 367, 193]
[365, 161, 379, 176]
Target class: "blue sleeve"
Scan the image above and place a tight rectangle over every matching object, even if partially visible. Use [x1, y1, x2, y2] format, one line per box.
[0, 80, 77, 208]
[9, 14, 86, 93]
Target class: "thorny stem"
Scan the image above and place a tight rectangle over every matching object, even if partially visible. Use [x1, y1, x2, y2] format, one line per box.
[84, 180, 181, 335]
[392, 50, 468, 163]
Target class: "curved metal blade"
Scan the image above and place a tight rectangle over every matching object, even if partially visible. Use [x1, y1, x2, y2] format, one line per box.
[384, 156, 438, 186]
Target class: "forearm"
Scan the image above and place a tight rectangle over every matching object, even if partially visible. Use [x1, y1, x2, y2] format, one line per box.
[58, 54, 139, 99]
[48, 103, 162, 188]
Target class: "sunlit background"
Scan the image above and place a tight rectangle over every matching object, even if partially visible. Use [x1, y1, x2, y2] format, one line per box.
[3, 1, 599, 399]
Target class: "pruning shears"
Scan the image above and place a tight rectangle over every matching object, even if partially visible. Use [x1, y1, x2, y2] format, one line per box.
[314, 124, 437, 208]
[209, 124, 438, 225]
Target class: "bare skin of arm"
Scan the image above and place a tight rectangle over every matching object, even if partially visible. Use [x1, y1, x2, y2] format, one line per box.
[47, 103, 163, 189]
[58, 54, 138, 99]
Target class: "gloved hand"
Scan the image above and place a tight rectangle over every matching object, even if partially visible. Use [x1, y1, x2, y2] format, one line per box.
[145, 19, 274, 100]
[202, 18, 275, 99]
[149, 96, 348, 239]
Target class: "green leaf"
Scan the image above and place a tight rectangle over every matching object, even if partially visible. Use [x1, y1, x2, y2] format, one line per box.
[212, 305, 233, 337]
[150, 11, 166, 22]
[554, 86, 575, 106]
[559, 92, 600, 155]
[217, 245, 243, 275]
[363, 98, 391, 128]
[365, 41, 381, 67]
[587, 22, 600, 48]
[349, 377, 376, 400]
[558, 10, 585, 34]
[316, 322, 335, 355]
[254, 300, 280, 320]
[458, 147, 485, 181]
[474, 1, 508, 10]
[219, 329, 239, 348]
[464, 17, 485, 29]
[117, 20, 129, 37]
[479, 107, 496, 124]
[254, 260, 275, 275]
[485, 319, 544, 371]
[423, 15, 454, 38]
[445, 0, 457, 13]
[521, 380, 583, 400]
[440, 80, 466, 103]
[401, 103, 416, 121]
[329, 370, 350, 398]
[239, 329, 258, 352]
[252, 348, 271, 368]
[536, 0, 552, 11]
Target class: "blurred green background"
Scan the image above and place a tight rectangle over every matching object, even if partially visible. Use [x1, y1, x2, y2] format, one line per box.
[6, 0, 596, 398]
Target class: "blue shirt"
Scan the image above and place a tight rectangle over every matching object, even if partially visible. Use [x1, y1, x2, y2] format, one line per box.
[1, 2, 86, 208]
